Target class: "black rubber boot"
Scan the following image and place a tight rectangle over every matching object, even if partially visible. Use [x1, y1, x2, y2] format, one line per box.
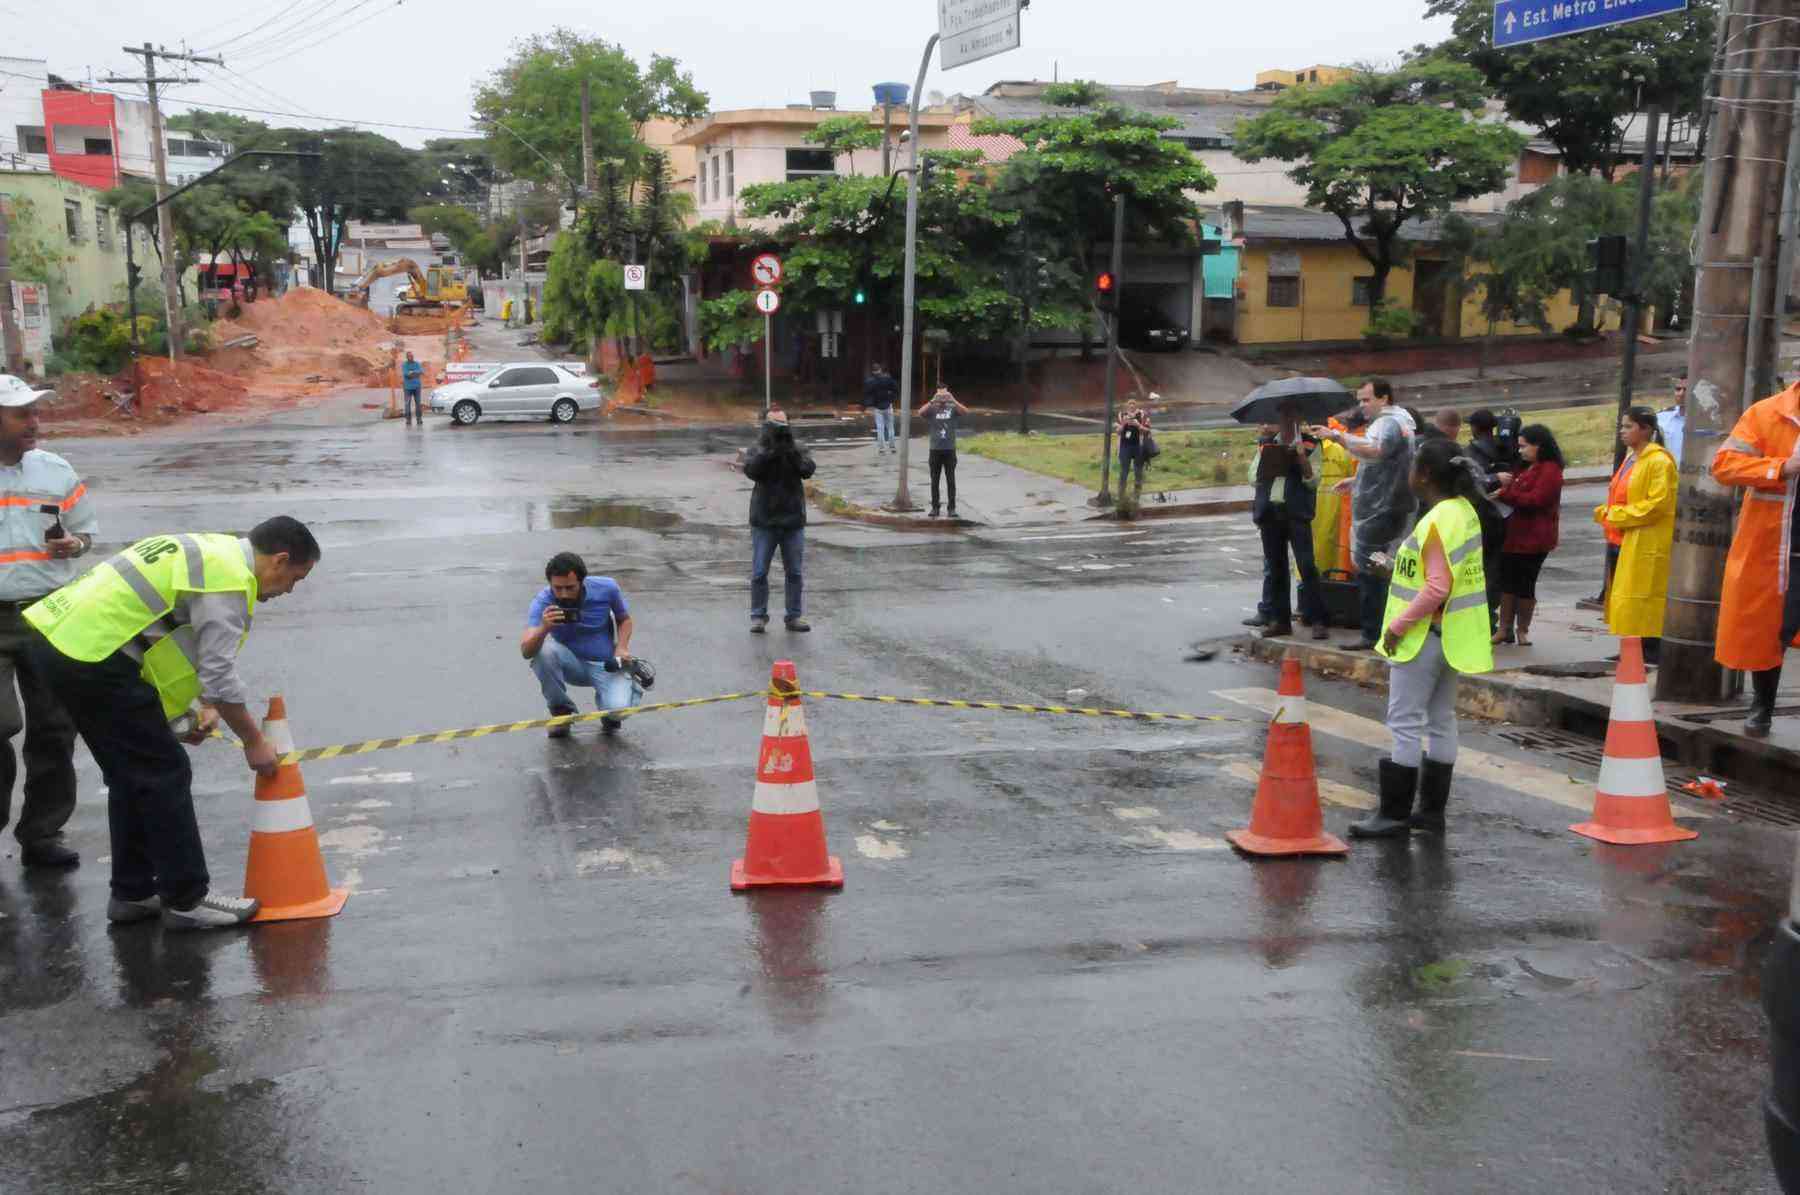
[1409, 759, 1454, 833]
[1349, 758, 1418, 838]
[1747, 667, 1781, 739]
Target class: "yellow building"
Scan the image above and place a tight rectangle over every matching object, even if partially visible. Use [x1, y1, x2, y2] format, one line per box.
[1254, 65, 1354, 90]
[1215, 203, 1609, 345]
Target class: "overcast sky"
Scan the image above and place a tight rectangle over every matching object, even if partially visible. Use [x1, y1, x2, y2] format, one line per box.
[14, 1, 1453, 146]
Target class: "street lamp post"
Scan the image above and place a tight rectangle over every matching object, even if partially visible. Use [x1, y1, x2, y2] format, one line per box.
[892, 32, 940, 511]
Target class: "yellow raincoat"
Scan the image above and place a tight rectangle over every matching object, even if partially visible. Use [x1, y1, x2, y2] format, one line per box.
[1595, 442, 1678, 638]
[1312, 437, 1354, 573]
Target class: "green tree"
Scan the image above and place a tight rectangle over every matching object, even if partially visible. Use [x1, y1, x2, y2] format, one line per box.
[259, 128, 426, 293]
[419, 137, 497, 207]
[1419, 0, 1717, 180]
[803, 115, 884, 167]
[164, 108, 273, 145]
[976, 82, 1216, 360]
[409, 203, 516, 277]
[1233, 61, 1526, 308]
[472, 31, 707, 187]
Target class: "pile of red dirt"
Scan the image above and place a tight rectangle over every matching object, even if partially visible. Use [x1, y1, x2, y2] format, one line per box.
[212, 287, 399, 387]
[134, 356, 251, 414]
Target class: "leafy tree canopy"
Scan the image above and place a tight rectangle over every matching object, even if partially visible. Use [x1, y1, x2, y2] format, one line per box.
[1418, 0, 1716, 178]
[258, 127, 427, 292]
[1232, 60, 1525, 304]
[802, 115, 884, 162]
[471, 30, 707, 186]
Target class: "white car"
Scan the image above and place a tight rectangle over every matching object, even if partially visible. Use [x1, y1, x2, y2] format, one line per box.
[430, 364, 603, 426]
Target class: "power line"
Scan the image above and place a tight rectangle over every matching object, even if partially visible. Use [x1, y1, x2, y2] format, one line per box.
[231, 0, 400, 71]
[188, 0, 299, 52]
[219, 0, 367, 63]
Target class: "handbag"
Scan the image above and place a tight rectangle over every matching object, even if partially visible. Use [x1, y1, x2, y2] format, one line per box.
[1143, 429, 1161, 460]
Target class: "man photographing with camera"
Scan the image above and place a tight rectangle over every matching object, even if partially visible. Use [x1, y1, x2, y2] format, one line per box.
[521, 552, 641, 738]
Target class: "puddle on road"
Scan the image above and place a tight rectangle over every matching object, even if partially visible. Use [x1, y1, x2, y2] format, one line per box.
[531, 499, 683, 532]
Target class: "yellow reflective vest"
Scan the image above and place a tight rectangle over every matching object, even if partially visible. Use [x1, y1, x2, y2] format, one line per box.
[25, 534, 258, 719]
[1377, 497, 1494, 673]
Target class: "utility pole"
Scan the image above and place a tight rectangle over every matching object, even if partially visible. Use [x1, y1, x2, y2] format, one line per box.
[0, 198, 23, 374]
[1613, 105, 1660, 447]
[581, 79, 597, 196]
[517, 202, 529, 326]
[1658, 1, 1797, 704]
[892, 33, 940, 511]
[1095, 192, 1125, 507]
[107, 43, 220, 363]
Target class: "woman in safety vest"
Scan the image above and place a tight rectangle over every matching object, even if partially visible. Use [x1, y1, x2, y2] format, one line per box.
[1351, 438, 1495, 838]
[1595, 407, 1678, 666]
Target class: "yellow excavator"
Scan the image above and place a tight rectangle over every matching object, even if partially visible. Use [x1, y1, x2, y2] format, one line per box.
[346, 258, 469, 315]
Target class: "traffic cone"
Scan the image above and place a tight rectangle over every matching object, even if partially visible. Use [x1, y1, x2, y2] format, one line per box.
[244, 696, 350, 922]
[731, 661, 844, 891]
[1571, 637, 1697, 845]
[1227, 653, 1348, 858]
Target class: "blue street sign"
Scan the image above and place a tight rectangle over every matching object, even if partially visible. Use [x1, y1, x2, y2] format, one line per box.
[1494, 0, 1687, 48]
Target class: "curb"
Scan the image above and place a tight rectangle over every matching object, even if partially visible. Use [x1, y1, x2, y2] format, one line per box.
[1243, 636, 1800, 794]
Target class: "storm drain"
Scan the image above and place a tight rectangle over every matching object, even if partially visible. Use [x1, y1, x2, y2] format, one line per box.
[1494, 726, 1800, 828]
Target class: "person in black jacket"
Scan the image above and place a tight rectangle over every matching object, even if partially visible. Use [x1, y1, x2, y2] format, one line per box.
[1250, 402, 1329, 640]
[864, 363, 899, 456]
[744, 408, 816, 633]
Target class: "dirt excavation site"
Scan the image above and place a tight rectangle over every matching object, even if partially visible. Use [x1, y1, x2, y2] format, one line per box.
[41, 288, 458, 435]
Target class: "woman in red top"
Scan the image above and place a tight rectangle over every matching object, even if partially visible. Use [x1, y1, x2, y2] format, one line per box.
[1492, 425, 1566, 646]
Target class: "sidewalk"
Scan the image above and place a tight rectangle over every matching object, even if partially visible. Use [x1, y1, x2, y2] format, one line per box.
[1244, 600, 1800, 795]
[808, 440, 1096, 528]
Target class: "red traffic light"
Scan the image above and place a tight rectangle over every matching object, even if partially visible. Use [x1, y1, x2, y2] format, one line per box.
[1095, 271, 1115, 293]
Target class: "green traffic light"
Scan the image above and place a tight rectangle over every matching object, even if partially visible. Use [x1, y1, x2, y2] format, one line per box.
[854, 289, 866, 304]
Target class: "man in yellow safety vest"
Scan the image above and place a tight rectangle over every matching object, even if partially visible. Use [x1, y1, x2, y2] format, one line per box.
[23, 516, 320, 930]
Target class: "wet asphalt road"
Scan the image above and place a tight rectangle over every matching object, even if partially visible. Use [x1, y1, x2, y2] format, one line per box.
[0, 400, 1790, 1193]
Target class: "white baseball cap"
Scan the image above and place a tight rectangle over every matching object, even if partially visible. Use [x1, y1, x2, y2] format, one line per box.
[0, 375, 53, 407]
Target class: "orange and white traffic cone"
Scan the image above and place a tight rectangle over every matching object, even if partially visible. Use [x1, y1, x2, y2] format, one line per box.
[244, 696, 350, 922]
[1227, 653, 1348, 858]
[1571, 637, 1697, 846]
[731, 661, 843, 891]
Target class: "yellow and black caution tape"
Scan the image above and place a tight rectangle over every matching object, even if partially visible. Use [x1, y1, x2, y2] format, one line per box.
[211, 685, 1249, 767]
[795, 690, 1247, 725]
[238, 692, 765, 766]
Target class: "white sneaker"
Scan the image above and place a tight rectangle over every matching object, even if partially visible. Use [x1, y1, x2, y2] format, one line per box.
[162, 892, 260, 931]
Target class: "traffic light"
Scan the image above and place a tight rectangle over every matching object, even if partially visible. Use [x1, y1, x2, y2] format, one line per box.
[1095, 270, 1116, 311]
[853, 287, 866, 305]
[1589, 235, 1628, 298]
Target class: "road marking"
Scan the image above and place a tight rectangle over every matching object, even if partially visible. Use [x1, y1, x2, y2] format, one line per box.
[855, 834, 909, 860]
[317, 824, 389, 857]
[1110, 805, 1161, 820]
[328, 771, 414, 786]
[1128, 828, 1231, 851]
[1012, 530, 1149, 542]
[575, 847, 668, 876]
[1222, 759, 1374, 810]
[1214, 689, 1713, 819]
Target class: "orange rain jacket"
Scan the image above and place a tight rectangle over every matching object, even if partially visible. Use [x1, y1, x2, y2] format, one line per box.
[1712, 385, 1800, 672]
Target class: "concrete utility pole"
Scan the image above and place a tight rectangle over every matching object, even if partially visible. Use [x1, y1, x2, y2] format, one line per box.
[581, 79, 597, 196]
[0, 199, 23, 374]
[1658, 1, 1798, 703]
[107, 43, 221, 363]
[892, 33, 940, 511]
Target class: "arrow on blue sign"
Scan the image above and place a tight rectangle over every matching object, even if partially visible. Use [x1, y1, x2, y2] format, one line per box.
[1494, 0, 1687, 48]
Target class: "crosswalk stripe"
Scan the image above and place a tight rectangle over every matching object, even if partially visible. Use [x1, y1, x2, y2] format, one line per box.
[1213, 688, 1714, 820]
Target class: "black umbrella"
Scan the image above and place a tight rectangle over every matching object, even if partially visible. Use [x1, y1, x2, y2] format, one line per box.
[1230, 377, 1354, 426]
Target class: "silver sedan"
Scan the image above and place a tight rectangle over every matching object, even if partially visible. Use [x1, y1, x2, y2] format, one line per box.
[430, 364, 604, 426]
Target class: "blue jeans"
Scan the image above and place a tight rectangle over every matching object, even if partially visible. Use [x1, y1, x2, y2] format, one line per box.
[751, 526, 804, 621]
[403, 388, 423, 421]
[872, 408, 894, 448]
[529, 636, 642, 717]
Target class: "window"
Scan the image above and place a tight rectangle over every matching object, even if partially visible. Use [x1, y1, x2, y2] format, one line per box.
[64, 199, 82, 242]
[785, 147, 835, 182]
[494, 366, 556, 387]
[1266, 276, 1300, 307]
[15, 125, 46, 155]
[1179, 136, 1226, 151]
[711, 156, 720, 201]
[96, 206, 110, 250]
[82, 137, 112, 156]
[725, 149, 735, 197]
[1351, 276, 1375, 306]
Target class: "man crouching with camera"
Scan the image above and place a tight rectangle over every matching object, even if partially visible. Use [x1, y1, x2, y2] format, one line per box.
[521, 551, 644, 738]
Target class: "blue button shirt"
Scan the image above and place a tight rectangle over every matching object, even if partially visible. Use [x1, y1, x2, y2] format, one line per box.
[402, 360, 424, 391]
[526, 576, 629, 662]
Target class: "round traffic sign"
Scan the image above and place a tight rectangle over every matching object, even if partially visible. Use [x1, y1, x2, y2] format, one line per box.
[751, 253, 783, 286]
[755, 289, 781, 315]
